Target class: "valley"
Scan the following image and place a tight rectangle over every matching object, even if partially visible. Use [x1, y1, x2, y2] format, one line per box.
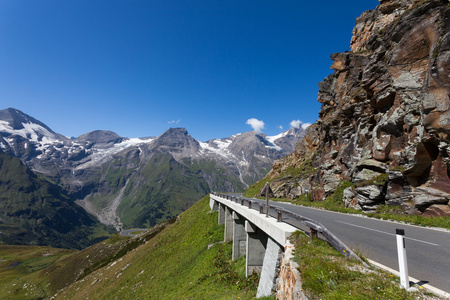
[0, 108, 304, 245]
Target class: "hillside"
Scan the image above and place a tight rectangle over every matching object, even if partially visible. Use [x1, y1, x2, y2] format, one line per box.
[254, 0, 450, 218]
[1, 195, 442, 300]
[0, 196, 261, 299]
[0, 152, 112, 249]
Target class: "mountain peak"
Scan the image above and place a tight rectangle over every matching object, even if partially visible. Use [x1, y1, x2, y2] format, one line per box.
[158, 127, 190, 139]
[164, 127, 188, 134]
[154, 127, 198, 150]
[76, 130, 124, 145]
[0, 108, 68, 146]
[0, 108, 54, 132]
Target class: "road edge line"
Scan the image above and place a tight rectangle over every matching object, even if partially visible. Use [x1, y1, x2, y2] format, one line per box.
[367, 259, 450, 299]
[274, 200, 450, 233]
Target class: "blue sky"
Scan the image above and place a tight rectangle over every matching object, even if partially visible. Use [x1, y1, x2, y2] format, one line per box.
[0, 0, 379, 141]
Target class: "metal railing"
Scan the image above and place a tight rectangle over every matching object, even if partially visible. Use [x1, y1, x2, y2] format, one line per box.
[211, 192, 368, 267]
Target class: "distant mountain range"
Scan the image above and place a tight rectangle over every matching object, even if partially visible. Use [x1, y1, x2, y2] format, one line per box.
[0, 108, 305, 238]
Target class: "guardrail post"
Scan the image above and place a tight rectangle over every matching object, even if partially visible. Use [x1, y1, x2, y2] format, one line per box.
[396, 229, 410, 289]
[310, 228, 317, 242]
[276, 210, 282, 222]
[248, 201, 252, 209]
[241, 198, 244, 206]
[259, 205, 264, 214]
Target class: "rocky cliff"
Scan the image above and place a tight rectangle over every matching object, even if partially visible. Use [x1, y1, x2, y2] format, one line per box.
[268, 0, 450, 216]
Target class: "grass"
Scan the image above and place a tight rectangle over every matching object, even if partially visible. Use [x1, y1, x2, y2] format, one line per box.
[355, 173, 389, 188]
[291, 232, 436, 299]
[0, 152, 114, 249]
[278, 158, 316, 179]
[243, 175, 270, 198]
[53, 195, 260, 299]
[127, 230, 147, 235]
[0, 196, 261, 299]
[0, 194, 444, 299]
[243, 158, 318, 199]
[0, 245, 76, 299]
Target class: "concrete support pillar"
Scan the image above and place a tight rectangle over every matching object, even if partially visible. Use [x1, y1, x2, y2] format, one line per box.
[256, 236, 283, 298]
[232, 212, 246, 260]
[224, 207, 233, 242]
[218, 203, 225, 225]
[210, 198, 219, 211]
[245, 220, 268, 277]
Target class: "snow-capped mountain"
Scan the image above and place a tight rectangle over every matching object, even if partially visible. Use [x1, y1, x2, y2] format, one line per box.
[0, 108, 305, 231]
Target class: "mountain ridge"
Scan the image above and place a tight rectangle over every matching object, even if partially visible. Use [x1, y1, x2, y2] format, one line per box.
[0, 108, 305, 232]
[0, 152, 112, 249]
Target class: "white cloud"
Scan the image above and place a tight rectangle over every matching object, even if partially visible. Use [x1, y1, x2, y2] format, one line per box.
[290, 120, 312, 130]
[278, 125, 283, 130]
[302, 123, 312, 129]
[246, 118, 265, 134]
[290, 120, 302, 128]
[168, 119, 181, 124]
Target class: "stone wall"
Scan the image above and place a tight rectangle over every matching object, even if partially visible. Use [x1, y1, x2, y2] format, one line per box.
[276, 240, 308, 300]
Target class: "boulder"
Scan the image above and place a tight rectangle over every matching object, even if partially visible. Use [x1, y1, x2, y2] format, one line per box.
[355, 158, 389, 173]
[355, 185, 384, 206]
[422, 204, 450, 217]
[343, 187, 362, 210]
[287, 186, 302, 200]
[413, 186, 450, 209]
[353, 169, 381, 184]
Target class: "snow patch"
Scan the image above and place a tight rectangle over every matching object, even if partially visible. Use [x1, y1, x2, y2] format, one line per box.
[265, 131, 287, 145]
[199, 140, 232, 158]
[0, 121, 60, 144]
[75, 137, 155, 169]
[264, 133, 285, 151]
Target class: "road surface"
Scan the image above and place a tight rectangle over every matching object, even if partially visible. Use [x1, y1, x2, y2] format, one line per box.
[120, 228, 148, 237]
[234, 195, 450, 294]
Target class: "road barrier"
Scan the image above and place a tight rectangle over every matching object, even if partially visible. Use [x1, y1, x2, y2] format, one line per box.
[212, 192, 368, 267]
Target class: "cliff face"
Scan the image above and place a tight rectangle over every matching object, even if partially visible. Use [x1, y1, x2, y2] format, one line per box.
[269, 0, 450, 216]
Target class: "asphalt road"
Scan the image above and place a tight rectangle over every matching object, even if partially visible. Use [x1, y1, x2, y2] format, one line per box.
[236, 195, 450, 294]
[120, 228, 148, 237]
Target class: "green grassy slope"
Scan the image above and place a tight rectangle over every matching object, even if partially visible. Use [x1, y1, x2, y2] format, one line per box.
[0, 245, 76, 299]
[0, 195, 259, 299]
[117, 152, 211, 228]
[109, 151, 248, 229]
[1, 194, 437, 300]
[0, 152, 113, 249]
[56, 195, 258, 299]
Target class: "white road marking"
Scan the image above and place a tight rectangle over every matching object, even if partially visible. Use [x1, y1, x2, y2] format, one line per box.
[336, 221, 441, 246]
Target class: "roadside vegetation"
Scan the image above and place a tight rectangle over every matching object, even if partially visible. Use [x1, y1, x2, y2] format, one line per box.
[291, 231, 438, 299]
